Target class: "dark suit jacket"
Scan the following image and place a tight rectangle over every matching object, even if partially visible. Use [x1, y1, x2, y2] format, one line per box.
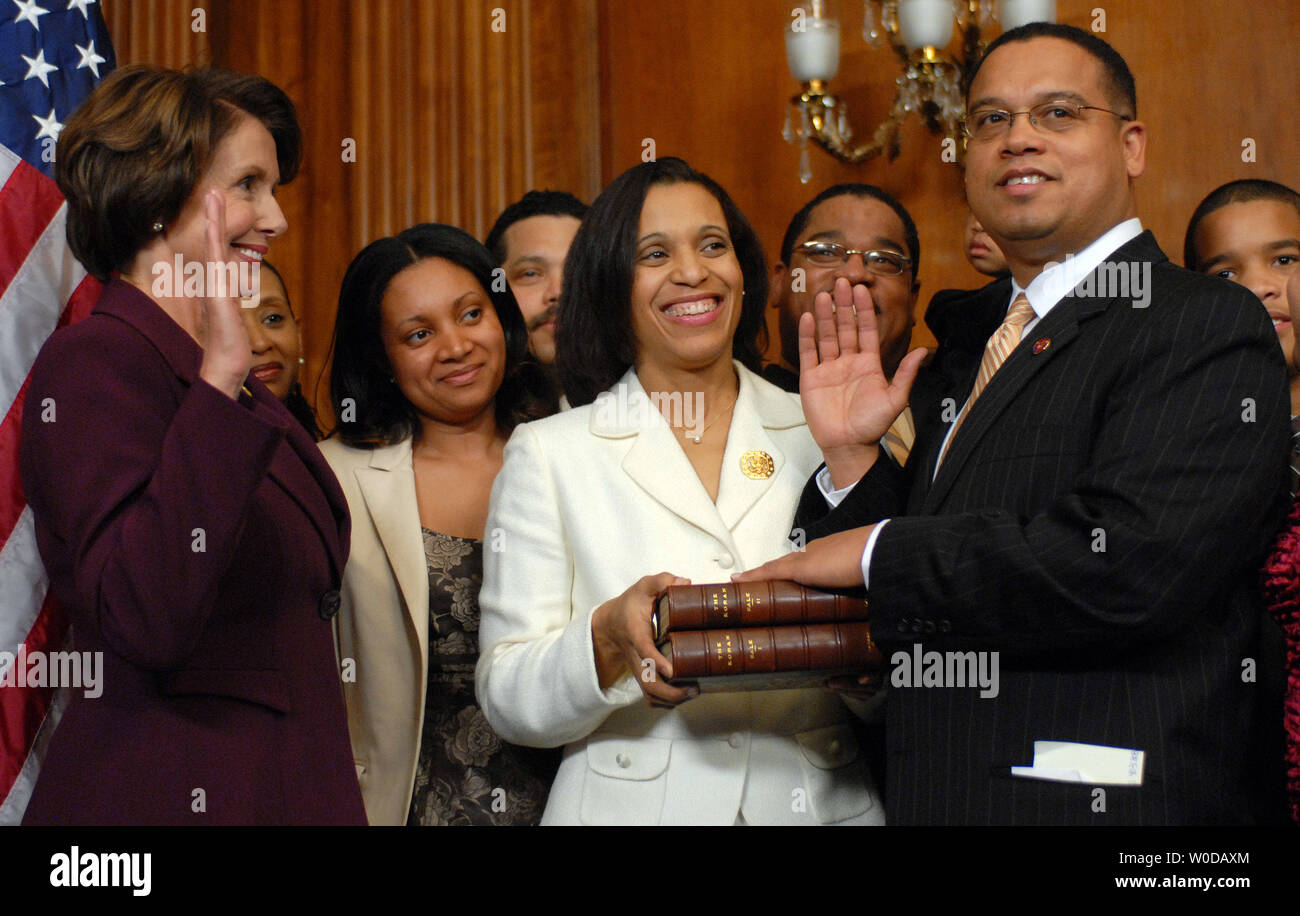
[19, 280, 365, 825]
[796, 232, 1290, 825]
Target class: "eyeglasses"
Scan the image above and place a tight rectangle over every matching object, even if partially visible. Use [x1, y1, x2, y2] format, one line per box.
[793, 242, 912, 276]
[960, 99, 1131, 142]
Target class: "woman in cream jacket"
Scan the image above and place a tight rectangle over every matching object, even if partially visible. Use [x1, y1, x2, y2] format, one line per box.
[320, 224, 556, 825]
[476, 159, 884, 825]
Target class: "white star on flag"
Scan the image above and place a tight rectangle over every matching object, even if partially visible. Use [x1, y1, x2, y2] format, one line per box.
[12, 0, 50, 31]
[32, 107, 62, 142]
[67, 0, 96, 19]
[22, 49, 59, 88]
[75, 40, 106, 78]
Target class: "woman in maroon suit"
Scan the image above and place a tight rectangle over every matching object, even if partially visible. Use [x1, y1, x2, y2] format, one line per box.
[18, 66, 365, 824]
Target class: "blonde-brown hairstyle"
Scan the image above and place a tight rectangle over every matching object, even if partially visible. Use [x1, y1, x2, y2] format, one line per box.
[56, 65, 301, 282]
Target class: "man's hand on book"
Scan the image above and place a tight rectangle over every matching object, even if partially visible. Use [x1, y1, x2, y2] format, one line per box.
[732, 525, 874, 589]
[800, 277, 925, 489]
[826, 672, 884, 700]
[592, 572, 699, 707]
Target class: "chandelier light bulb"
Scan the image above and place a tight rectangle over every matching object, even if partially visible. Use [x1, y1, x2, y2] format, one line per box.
[997, 0, 1057, 30]
[786, 6, 842, 83]
[897, 0, 956, 52]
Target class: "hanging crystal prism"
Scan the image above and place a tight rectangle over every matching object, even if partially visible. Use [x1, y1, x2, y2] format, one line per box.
[863, 0, 883, 47]
[882, 0, 899, 36]
[782, 105, 795, 144]
[799, 142, 812, 184]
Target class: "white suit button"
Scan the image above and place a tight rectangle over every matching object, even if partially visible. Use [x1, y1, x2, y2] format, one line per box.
[728, 733, 743, 748]
[716, 553, 734, 568]
[616, 753, 631, 768]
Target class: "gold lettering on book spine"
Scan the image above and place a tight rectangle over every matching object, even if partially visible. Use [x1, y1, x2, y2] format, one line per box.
[710, 588, 730, 621]
[712, 633, 735, 669]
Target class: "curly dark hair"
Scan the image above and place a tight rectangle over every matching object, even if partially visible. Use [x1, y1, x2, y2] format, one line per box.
[327, 223, 555, 446]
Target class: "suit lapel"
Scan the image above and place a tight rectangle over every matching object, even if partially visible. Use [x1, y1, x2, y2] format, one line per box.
[920, 235, 1163, 513]
[600, 363, 799, 542]
[91, 283, 351, 580]
[249, 380, 350, 581]
[715, 367, 801, 530]
[908, 282, 1008, 511]
[921, 308, 1086, 512]
[353, 440, 429, 657]
[619, 413, 729, 541]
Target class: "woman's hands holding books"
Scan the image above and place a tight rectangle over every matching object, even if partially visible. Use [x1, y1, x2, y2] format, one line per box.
[592, 572, 698, 708]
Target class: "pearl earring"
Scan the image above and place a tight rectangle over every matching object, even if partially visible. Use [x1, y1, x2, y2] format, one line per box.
[298, 357, 306, 365]
[152, 221, 164, 233]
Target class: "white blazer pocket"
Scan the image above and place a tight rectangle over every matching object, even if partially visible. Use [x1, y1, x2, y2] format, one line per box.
[795, 724, 876, 823]
[579, 734, 672, 825]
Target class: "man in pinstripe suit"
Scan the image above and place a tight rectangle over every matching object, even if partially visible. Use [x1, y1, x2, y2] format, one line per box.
[739, 24, 1290, 824]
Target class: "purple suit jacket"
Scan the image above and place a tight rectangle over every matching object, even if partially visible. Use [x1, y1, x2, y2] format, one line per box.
[19, 279, 366, 825]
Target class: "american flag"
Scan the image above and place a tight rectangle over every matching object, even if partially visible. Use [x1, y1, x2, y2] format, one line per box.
[0, 0, 114, 823]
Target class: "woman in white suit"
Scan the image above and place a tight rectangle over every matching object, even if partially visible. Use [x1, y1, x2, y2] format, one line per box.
[476, 158, 885, 825]
[319, 224, 558, 825]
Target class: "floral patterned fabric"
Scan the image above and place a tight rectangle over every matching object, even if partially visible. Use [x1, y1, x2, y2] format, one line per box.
[1261, 494, 1300, 825]
[407, 529, 558, 826]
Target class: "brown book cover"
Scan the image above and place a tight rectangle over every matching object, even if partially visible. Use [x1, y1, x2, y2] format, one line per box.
[652, 580, 868, 642]
[659, 622, 883, 692]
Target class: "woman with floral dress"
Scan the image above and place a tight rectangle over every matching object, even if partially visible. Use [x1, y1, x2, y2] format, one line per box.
[319, 223, 557, 825]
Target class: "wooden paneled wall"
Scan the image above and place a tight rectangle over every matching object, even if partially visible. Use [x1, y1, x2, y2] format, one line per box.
[101, 0, 1300, 396]
[600, 0, 1300, 351]
[103, 0, 600, 420]
[103, 0, 209, 67]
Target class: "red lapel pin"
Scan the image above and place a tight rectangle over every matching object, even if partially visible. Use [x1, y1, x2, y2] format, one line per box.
[1032, 337, 1051, 354]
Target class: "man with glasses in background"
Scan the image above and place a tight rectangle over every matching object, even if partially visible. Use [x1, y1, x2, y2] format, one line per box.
[767, 185, 921, 465]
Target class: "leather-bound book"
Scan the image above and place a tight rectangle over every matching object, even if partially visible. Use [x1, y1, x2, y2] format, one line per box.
[660, 622, 883, 692]
[652, 580, 868, 642]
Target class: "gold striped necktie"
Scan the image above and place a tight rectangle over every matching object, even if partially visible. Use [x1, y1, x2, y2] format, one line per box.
[936, 292, 1037, 469]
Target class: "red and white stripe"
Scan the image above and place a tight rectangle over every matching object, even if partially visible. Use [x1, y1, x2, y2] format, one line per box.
[0, 142, 101, 824]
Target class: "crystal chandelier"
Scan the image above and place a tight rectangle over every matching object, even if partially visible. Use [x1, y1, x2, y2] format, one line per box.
[783, 0, 1058, 182]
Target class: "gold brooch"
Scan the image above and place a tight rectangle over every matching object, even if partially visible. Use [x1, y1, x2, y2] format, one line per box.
[740, 450, 774, 479]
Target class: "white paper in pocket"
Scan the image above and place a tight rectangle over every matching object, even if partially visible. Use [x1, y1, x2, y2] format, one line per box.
[1009, 740, 1144, 785]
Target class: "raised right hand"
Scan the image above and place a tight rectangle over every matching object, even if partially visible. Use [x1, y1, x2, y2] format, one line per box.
[799, 277, 926, 486]
[196, 191, 254, 398]
[591, 572, 698, 707]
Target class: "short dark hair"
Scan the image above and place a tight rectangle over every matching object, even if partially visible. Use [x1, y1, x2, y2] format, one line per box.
[328, 223, 555, 446]
[1183, 179, 1300, 271]
[555, 157, 768, 407]
[968, 23, 1137, 119]
[57, 65, 302, 282]
[484, 190, 588, 265]
[778, 183, 920, 287]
